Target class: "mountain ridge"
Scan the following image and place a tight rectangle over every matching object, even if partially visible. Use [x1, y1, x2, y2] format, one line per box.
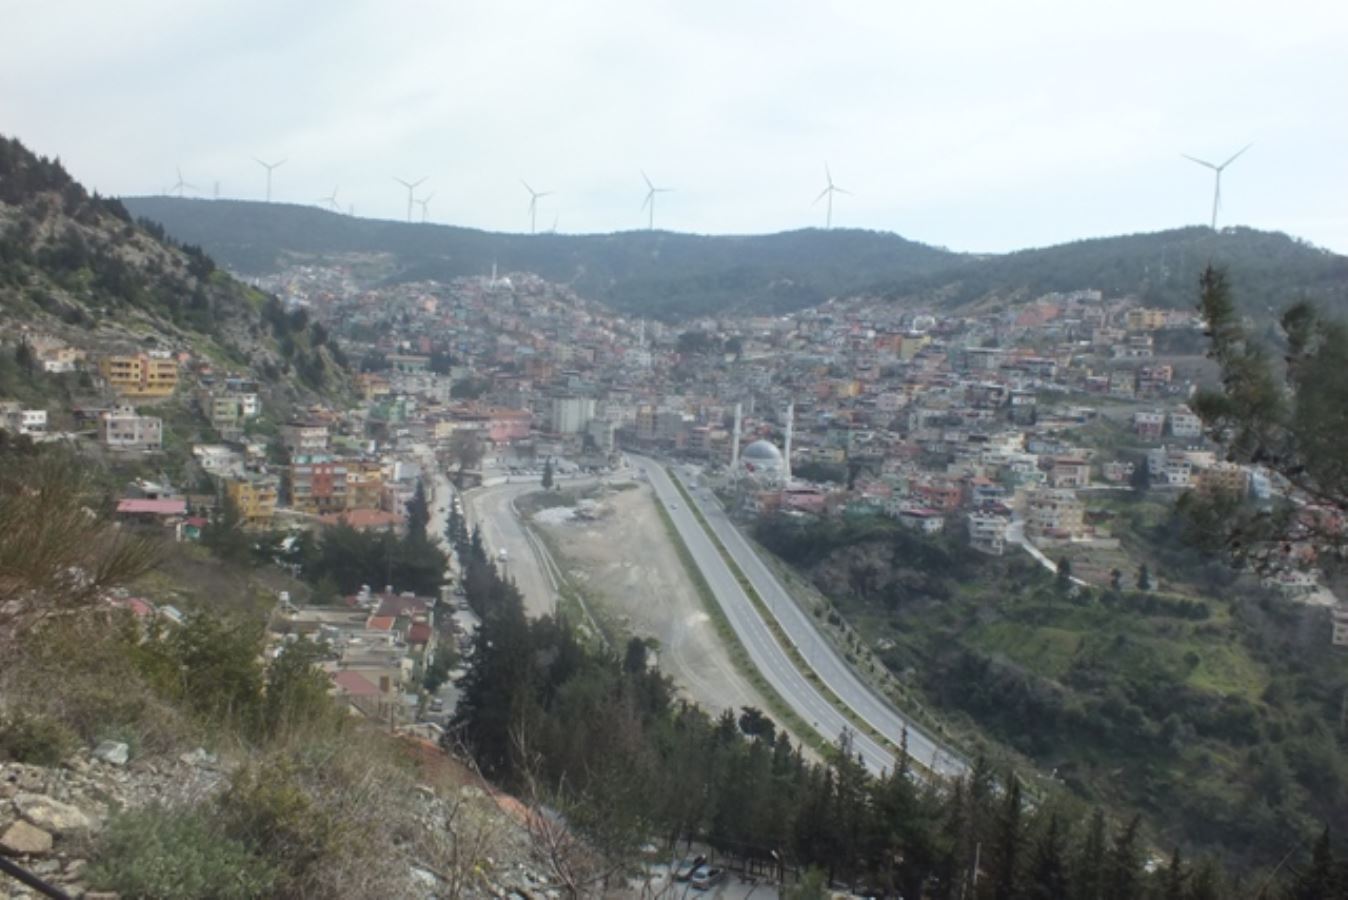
[123, 195, 1348, 323]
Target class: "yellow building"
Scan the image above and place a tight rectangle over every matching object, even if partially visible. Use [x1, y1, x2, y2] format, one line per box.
[225, 476, 278, 527]
[1125, 308, 1169, 331]
[100, 353, 179, 398]
[346, 460, 385, 511]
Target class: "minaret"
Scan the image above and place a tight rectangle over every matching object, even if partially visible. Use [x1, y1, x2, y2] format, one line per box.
[783, 402, 794, 485]
[730, 403, 742, 472]
[638, 319, 645, 348]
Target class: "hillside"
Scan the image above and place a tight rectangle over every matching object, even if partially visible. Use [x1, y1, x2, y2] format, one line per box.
[753, 505, 1348, 870]
[876, 226, 1348, 318]
[121, 196, 960, 320]
[0, 137, 349, 411]
[124, 195, 1348, 323]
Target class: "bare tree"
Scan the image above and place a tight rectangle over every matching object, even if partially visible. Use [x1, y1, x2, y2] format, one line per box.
[447, 429, 484, 484]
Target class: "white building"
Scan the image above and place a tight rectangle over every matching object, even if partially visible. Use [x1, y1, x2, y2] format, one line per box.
[549, 396, 596, 435]
[1168, 407, 1203, 439]
[1, 407, 47, 435]
[100, 407, 163, 451]
[967, 510, 1009, 554]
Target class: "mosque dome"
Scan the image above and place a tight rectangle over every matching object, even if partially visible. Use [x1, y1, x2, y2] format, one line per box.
[742, 440, 784, 465]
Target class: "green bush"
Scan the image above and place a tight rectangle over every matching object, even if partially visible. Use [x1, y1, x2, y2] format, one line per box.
[86, 806, 279, 900]
[0, 709, 77, 765]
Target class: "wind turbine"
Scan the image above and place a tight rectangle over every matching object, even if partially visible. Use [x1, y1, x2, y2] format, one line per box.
[253, 157, 286, 202]
[641, 170, 673, 231]
[522, 181, 552, 234]
[416, 192, 435, 223]
[394, 176, 426, 222]
[170, 167, 196, 198]
[1182, 144, 1252, 230]
[316, 186, 340, 212]
[814, 163, 851, 229]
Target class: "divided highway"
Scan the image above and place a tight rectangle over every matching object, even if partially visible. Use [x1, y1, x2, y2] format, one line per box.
[637, 458, 897, 773]
[639, 456, 967, 778]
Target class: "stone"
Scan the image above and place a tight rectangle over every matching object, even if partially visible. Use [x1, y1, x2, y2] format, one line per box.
[0, 819, 53, 856]
[178, 748, 217, 769]
[93, 742, 129, 767]
[14, 793, 96, 837]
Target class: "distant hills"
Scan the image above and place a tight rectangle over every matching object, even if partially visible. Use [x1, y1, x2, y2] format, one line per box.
[124, 195, 1348, 322]
[0, 137, 348, 406]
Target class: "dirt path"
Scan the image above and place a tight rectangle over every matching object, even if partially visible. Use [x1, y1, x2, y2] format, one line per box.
[532, 483, 778, 723]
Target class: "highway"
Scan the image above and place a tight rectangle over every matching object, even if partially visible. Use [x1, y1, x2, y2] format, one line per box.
[640, 455, 968, 778]
[635, 458, 899, 773]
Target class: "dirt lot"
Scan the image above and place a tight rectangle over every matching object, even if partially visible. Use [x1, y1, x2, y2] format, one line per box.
[532, 482, 778, 722]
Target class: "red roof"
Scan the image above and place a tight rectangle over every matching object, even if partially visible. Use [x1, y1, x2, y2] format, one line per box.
[366, 616, 396, 631]
[117, 498, 188, 516]
[331, 671, 381, 697]
[375, 594, 430, 618]
[407, 622, 432, 645]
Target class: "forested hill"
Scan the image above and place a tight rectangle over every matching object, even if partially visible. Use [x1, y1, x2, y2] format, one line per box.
[122, 196, 960, 320]
[878, 226, 1348, 318]
[124, 194, 1348, 323]
[0, 137, 349, 404]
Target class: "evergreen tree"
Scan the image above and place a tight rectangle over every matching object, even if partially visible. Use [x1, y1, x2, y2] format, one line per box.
[542, 457, 554, 490]
[405, 478, 430, 542]
[1285, 827, 1338, 900]
[1136, 564, 1152, 591]
[1073, 809, 1108, 900]
[1103, 815, 1142, 900]
[986, 775, 1023, 900]
[1160, 847, 1187, 900]
[1056, 557, 1073, 592]
[1025, 812, 1069, 900]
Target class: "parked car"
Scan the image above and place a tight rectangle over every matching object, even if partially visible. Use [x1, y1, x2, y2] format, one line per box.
[690, 866, 726, 890]
[673, 855, 707, 882]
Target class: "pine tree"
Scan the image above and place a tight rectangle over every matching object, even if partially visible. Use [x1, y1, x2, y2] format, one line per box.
[542, 457, 554, 490]
[1104, 815, 1142, 900]
[1025, 812, 1069, 900]
[1160, 847, 1186, 900]
[406, 478, 430, 542]
[1286, 827, 1338, 900]
[1073, 809, 1107, 900]
[987, 775, 1024, 900]
[1136, 564, 1152, 591]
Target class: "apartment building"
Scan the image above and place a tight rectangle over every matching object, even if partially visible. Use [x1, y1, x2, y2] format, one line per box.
[290, 458, 349, 515]
[100, 406, 163, 451]
[99, 352, 179, 398]
[1025, 488, 1086, 541]
[225, 475, 279, 527]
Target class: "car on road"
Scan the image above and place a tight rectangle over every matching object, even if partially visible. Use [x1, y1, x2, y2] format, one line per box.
[690, 865, 725, 890]
[672, 855, 706, 882]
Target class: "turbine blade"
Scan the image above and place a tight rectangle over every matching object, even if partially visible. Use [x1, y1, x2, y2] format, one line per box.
[834, 186, 852, 195]
[1220, 142, 1253, 169]
[1181, 154, 1218, 170]
[814, 187, 831, 204]
[641, 170, 654, 190]
[641, 192, 652, 211]
[522, 180, 534, 196]
[825, 163, 833, 186]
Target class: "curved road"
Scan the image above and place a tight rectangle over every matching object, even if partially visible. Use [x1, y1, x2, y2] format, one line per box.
[460, 479, 560, 619]
[640, 456, 967, 778]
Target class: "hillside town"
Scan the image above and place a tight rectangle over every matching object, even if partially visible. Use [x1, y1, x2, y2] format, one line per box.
[5, 264, 1347, 733]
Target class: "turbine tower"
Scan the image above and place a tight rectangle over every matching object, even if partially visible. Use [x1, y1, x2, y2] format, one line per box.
[394, 176, 427, 223]
[253, 157, 286, 202]
[641, 170, 673, 231]
[416, 192, 434, 223]
[522, 181, 552, 234]
[170, 167, 196, 198]
[814, 163, 851, 229]
[1183, 144, 1251, 230]
[316, 186, 340, 211]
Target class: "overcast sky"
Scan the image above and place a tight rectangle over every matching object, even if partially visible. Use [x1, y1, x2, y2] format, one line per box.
[5, 1, 1347, 252]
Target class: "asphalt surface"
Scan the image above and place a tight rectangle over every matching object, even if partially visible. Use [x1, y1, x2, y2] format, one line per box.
[634, 458, 899, 773]
[638, 455, 968, 778]
[460, 478, 560, 619]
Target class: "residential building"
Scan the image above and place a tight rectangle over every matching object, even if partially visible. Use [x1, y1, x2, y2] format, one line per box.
[1125, 308, 1169, 331]
[1197, 462, 1249, 497]
[282, 421, 330, 454]
[1133, 411, 1165, 439]
[1333, 604, 1348, 648]
[967, 510, 1010, 555]
[225, 476, 279, 527]
[290, 458, 350, 515]
[1168, 406, 1203, 439]
[1, 405, 47, 435]
[100, 406, 163, 451]
[895, 507, 945, 534]
[1025, 488, 1086, 540]
[550, 395, 596, 434]
[99, 352, 178, 398]
[1049, 457, 1091, 489]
